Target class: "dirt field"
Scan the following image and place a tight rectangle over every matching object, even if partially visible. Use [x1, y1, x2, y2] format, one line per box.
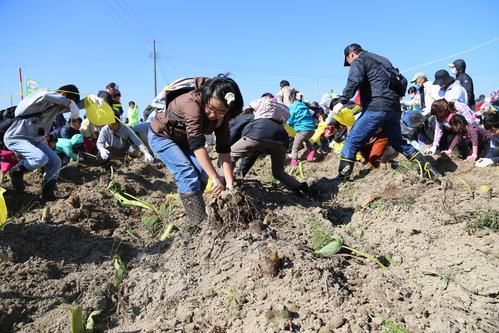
[0, 153, 498, 333]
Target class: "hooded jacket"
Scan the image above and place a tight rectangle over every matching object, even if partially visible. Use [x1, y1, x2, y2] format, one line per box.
[452, 59, 475, 108]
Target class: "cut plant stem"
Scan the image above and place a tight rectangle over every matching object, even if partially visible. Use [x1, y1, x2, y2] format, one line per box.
[342, 245, 386, 269]
[159, 223, 175, 241]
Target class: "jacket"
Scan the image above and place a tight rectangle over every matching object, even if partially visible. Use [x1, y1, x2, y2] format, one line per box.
[433, 101, 475, 148]
[97, 124, 145, 151]
[242, 118, 289, 145]
[51, 124, 80, 139]
[338, 51, 401, 112]
[452, 59, 475, 108]
[229, 113, 254, 146]
[276, 86, 293, 107]
[55, 133, 83, 161]
[127, 106, 140, 126]
[438, 80, 468, 105]
[150, 77, 231, 153]
[4, 90, 72, 143]
[287, 101, 316, 132]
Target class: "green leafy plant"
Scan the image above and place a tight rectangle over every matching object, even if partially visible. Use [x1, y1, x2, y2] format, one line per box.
[308, 217, 386, 269]
[464, 208, 499, 233]
[113, 256, 127, 289]
[107, 169, 179, 239]
[63, 305, 101, 333]
[381, 316, 409, 333]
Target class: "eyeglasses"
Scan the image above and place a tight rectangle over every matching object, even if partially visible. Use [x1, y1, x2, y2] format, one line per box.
[206, 101, 228, 116]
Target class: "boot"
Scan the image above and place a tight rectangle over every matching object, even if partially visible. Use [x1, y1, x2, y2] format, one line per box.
[334, 158, 355, 181]
[10, 162, 27, 192]
[42, 179, 58, 202]
[180, 191, 207, 225]
[306, 148, 316, 161]
[293, 182, 309, 196]
[408, 152, 441, 181]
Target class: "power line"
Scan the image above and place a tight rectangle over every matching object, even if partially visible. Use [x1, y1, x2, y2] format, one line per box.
[101, 0, 150, 43]
[120, 0, 157, 39]
[401, 36, 499, 73]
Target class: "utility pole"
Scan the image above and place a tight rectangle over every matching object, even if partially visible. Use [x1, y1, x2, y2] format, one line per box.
[153, 40, 157, 96]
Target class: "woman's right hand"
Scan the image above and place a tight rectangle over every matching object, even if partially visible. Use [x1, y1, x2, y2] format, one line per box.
[211, 176, 226, 195]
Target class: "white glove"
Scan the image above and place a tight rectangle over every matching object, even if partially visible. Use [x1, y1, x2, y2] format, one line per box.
[424, 145, 437, 155]
[331, 102, 344, 116]
[144, 152, 154, 163]
[99, 147, 110, 160]
[69, 100, 80, 119]
[475, 158, 494, 168]
[88, 94, 103, 108]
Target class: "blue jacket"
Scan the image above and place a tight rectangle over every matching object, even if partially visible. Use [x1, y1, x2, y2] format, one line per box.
[287, 101, 316, 132]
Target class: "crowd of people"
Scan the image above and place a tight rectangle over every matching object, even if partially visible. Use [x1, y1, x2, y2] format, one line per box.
[0, 43, 498, 225]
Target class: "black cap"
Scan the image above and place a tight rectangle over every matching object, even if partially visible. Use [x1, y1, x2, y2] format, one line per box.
[343, 43, 363, 66]
[106, 82, 119, 90]
[433, 70, 454, 86]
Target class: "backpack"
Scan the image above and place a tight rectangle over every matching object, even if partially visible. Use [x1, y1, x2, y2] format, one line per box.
[153, 78, 197, 138]
[379, 62, 408, 97]
[0, 106, 17, 144]
[369, 55, 408, 97]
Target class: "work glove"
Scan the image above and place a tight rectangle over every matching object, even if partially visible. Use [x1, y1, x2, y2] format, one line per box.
[99, 147, 110, 160]
[144, 152, 154, 163]
[331, 102, 344, 116]
[88, 94, 103, 107]
[424, 145, 437, 155]
[475, 158, 494, 168]
[69, 100, 80, 119]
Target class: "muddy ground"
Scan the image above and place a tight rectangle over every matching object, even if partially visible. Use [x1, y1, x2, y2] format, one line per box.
[0, 152, 498, 333]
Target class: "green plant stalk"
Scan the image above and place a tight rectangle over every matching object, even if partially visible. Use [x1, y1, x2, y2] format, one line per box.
[121, 192, 159, 214]
[159, 223, 175, 241]
[112, 192, 155, 211]
[69, 306, 84, 333]
[298, 162, 305, 178]
[342, 245, 386, 269]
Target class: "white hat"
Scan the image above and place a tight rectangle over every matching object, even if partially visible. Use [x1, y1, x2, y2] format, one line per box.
[410, 72, 426, 83]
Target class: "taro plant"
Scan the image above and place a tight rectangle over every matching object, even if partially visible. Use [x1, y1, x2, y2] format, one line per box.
[63, 305, 100, 333]
[107, 167, 177, 239]
[308, 217, 386, 269]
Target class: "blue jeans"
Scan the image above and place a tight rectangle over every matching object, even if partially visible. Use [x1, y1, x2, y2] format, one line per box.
[148, 131, 207, 194]
[4, 138, 61, 182]
[341, 110, 416, 160]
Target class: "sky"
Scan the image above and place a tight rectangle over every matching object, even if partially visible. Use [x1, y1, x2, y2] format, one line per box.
[1, 0, 498, 118]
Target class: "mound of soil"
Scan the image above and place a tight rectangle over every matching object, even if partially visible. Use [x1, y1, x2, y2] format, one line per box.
[0, 154, 498, 332]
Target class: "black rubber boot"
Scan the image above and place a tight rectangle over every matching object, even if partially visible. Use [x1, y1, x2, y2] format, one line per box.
[9, 162, 27, 192]
[180, 191, 207, 225]
[408, 152, 441, 181]
[334, 158, 355, 181]
[42, 180, 58, 202]
[293, 182, 310, 196]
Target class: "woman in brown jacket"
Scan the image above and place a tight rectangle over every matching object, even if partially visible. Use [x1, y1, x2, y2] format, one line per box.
[149, 74, 243, 224]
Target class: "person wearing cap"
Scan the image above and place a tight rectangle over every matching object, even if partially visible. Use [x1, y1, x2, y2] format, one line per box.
[449, 59, 475, 109]
[330, 43, 440, 181]
[409, 72, 439, 114]
[98, 82, 123, 118]
[4, 85, 82, 201]
[434, 69, 468, 105]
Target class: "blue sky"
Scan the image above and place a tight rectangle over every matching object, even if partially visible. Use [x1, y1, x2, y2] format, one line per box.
[1, 0, 498, 117]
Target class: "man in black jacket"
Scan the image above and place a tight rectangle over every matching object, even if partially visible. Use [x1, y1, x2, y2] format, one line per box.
[330, 43, 440, 181]
[449, 59, 475, 109]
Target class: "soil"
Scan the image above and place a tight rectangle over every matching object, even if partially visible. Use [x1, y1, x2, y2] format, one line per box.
[0, 153, 498, 333]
